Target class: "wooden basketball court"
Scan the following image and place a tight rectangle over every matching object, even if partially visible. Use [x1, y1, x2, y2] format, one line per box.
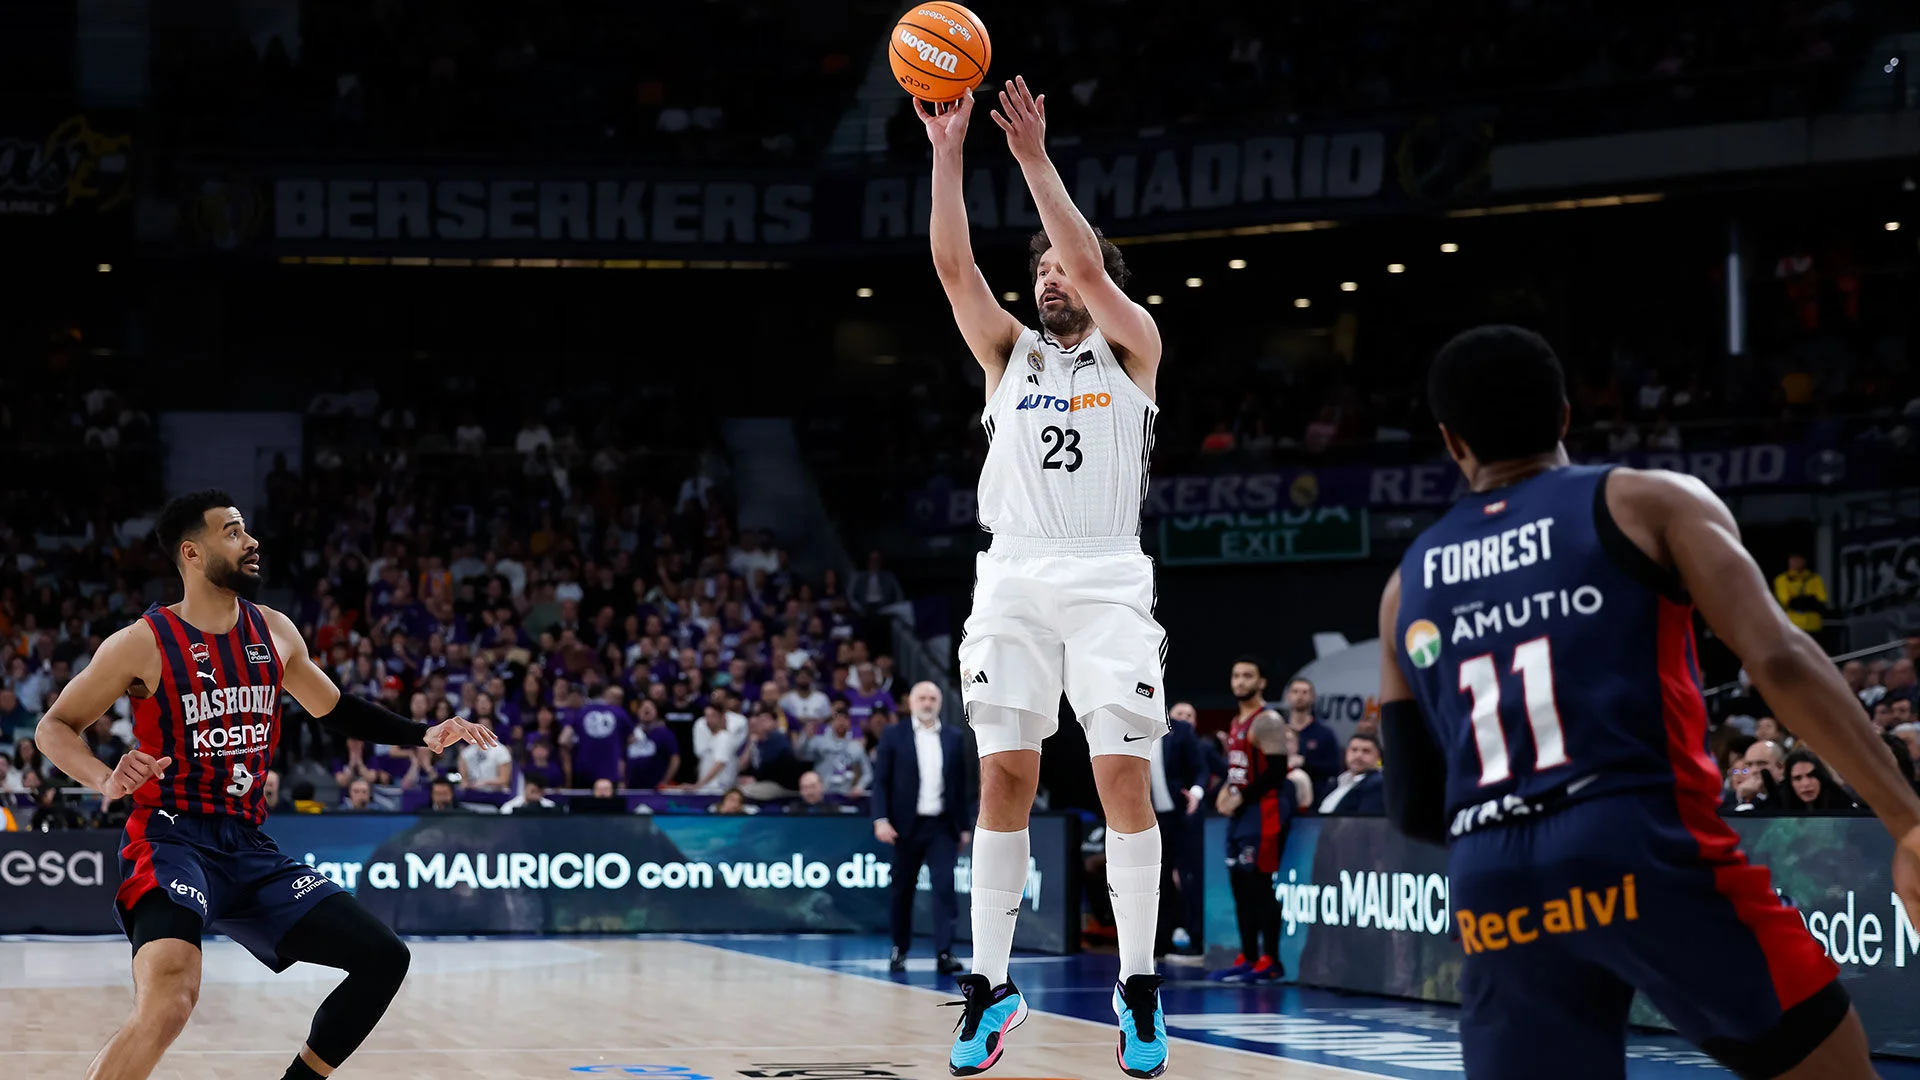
[0, 938, 1351, 1080]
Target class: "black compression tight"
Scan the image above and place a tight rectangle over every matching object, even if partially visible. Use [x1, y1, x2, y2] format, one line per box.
[1229, 868, 1283, 964]
[273, 893, 412, 1068]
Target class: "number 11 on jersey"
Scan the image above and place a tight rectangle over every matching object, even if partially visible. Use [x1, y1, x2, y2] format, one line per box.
[1458, 635, 1569, 786]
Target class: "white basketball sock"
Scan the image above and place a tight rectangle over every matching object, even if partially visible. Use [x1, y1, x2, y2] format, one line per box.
[1105, 825, 1162, 980]
[968, 826, 1029, 987]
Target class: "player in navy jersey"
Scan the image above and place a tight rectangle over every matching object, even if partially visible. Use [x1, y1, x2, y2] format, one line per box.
[35, 490, 496, 1080]
[1377, 327, 1920, 1079]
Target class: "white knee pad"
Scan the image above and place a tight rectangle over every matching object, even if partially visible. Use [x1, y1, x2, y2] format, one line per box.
[966, 703, 1057, 757]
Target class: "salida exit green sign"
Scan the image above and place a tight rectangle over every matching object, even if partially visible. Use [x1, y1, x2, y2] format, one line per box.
[1158, 508, 1369, 565]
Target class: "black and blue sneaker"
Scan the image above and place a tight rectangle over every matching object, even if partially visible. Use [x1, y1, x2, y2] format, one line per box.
[1112, 973, 1168, 1078]
[944, 974, 1028, 1076]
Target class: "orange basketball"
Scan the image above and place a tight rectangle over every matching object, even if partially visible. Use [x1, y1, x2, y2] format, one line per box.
[888, 3, 991, 104]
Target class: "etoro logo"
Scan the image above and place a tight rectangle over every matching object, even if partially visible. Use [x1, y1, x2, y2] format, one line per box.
[170, 878, 209, 911]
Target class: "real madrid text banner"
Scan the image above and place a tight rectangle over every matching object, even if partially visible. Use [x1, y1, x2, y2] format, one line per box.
[146, 116, 1491, 258]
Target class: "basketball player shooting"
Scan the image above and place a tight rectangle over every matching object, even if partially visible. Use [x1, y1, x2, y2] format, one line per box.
[921, 77, 1171, 1079]
[34, 490, 498, 1080]
[1377, 327, 1920, 1079]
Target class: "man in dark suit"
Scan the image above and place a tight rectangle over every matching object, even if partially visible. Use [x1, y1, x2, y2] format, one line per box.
[1316, 733, 1387, 815]
[1151, 702, 1210, 956]
[873, 681, 972, 974]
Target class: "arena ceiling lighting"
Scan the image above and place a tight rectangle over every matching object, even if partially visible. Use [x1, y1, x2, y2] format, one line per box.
[1227, 259, 1247, 269]
[1185, 277, 1203, 288]
[1146, 294, 1164, 305]
[1340, 281, 1358, 292]
[96, 263, 112, 273]
[1294, 298, 1310, 308]
[855, 287, 873, 297]
[1387, 263, 1406, 274]
[1003, 291, 1020, 300]
[1887, 222, 1902, 232]
[1440, 243, 1459, 253]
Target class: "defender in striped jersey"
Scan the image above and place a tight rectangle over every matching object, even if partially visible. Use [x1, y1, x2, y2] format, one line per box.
[35, 490, 496, 1080]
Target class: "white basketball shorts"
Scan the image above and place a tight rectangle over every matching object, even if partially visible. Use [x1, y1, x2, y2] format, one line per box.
[957, 535, 1169, 759]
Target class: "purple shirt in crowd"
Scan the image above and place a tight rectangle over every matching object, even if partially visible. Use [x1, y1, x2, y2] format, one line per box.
[522, 759, 566, 790]
[625, 725, 679, 790]
[843, 687, 895, 725]
[565, 703, 636, 785]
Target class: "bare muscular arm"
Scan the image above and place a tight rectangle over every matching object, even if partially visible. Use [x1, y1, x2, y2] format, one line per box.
[1609, 468, 1920, 846]
[922, 92, 1023, 400]
[36, 623, 170, 797]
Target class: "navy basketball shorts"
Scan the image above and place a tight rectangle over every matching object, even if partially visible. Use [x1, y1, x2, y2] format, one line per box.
[114, 807, 343, 971]
[1446, 788, 1845, 1080]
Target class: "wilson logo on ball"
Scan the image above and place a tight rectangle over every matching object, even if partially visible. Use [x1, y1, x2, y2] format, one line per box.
[897, 28, 960, 74]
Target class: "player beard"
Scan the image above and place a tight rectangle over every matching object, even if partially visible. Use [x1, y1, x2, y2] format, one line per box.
[206, 552, 263, 600]
[1038, 297, 1091, 338]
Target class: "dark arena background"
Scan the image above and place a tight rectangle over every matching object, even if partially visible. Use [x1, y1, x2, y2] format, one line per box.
[4, 2, 1920, 1078]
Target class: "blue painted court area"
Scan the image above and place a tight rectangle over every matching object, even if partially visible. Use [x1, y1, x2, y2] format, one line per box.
[691, 934, 1920, 1080]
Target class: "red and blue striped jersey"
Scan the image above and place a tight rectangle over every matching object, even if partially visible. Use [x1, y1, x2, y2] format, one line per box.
[131, 599, 285, 824]
[1393, 465, 1720, 838]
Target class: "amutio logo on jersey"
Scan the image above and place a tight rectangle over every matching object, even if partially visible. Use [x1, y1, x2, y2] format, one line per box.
[1420, 515, 1605, 645]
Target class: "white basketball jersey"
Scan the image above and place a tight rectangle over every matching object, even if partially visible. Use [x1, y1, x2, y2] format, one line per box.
[975, 327, 1158, 539]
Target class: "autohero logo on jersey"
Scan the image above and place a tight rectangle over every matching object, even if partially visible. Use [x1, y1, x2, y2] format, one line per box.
[1015, 392, 1110, 414]
[0, 848, 106, 888]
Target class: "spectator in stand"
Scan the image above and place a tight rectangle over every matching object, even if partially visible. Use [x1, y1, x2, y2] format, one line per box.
[1752, 716, 1793, 748]
[567, 686, 637, 789]
[502, 778, 557, 814]
[738, 707, 800, 800]
[689, 704, 745, 794]
[849, 550, 907, 617]
[798, 705, 870, 798]
[459, 716, 515, 793]
[1772, 553, 1828, 642]
[341, 778, 375, 812]
[844, 662, 897, 729]
[1887, 660, 1918, 708]
[262, 769, 293, 816]
[780, 667, 833, 727]
[291, 781, 325, 814]
[425, 777, 465, 812]
[1894, 724, 1920, 776]
[525, 737, 567, 790]
[0, 686, 28, 747]
[787, 770, 856, 814]
[1726, 740, 1787, 813]
[1782, 750, 1855, 811]
[625, 701, 680, 790]
[335, 738, 390, 787]
[1280, 678, 1340, 789]
[1318, 734, 1387, 815]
